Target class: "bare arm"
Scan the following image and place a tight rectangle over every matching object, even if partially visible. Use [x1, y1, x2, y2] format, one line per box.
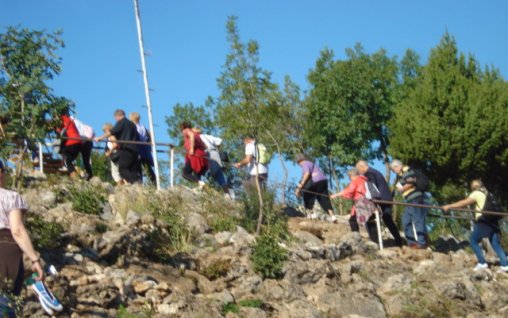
[442, 197, 476, 212]
[95, 131, 111, 142]
[187, 131, 195, 155]
[235, 154, 253, 169]
[9, 210, 44, 280]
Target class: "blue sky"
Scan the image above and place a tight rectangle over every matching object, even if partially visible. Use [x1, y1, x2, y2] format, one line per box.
[2, 0, 507, 188]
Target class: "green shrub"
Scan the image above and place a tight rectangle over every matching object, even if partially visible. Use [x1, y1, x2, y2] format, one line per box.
[200, 259, 232, 281]
[94, 222, 109, 234]
[69, 183, 106, 215]
[238, 299, 264, 308]
[26, 214, 65, 249]
[90, 151, 114, 184]
[209, 215, 238, 233]
[222, 302, 239, 315]
[250, 233, 288, 279]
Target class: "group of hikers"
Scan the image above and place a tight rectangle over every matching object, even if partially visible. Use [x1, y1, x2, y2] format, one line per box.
[55, 108, 156, 185]
[175, 123, 508, 274]
[0, 110, 507, 315]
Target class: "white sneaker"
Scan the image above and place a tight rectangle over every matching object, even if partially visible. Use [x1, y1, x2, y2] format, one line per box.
[198, 181, 206, 190]
[473, 263, 488, 271]
[309, 213, 318, 220]
[327, 215, 337, 223]
[497, 265, 508, 273]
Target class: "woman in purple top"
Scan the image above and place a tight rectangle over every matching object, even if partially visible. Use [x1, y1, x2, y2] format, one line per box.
[295, 154, 336, 222]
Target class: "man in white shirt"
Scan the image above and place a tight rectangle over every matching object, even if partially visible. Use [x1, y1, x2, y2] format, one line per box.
[234, 135, 268, 190]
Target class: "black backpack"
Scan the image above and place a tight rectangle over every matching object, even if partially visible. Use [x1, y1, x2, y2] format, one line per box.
[412, 169, 430, 192]
[480, 190, 503, 223]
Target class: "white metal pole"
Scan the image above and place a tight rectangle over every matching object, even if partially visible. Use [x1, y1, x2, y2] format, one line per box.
[170, 147, 174, 188]
[412, 222, 418, 244]
[133, 0, 161, 190]
[375, 209, 383, 250]
[38, 142, 43, 173]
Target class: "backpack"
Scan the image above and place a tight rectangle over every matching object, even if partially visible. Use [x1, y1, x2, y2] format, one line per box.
[255, 143, 272, 165]
[412, 169, 430, 192]
[479, 190, 503, 224]
[365, 180, 382, 200]
[72, 117, 94, 139]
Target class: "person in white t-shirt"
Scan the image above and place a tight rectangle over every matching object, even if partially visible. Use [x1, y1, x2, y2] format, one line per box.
[234, 135, 268, 190]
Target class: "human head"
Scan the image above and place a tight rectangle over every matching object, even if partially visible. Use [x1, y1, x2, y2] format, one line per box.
[347, 167, 359, 181]
[242, 134, 255, 145]
[355, 160, 369, 175]
[102, 122, 113, 133]
[129, 112, 140, 124]
[114, 109, 126, 122]
[390, 159, 403, 175]
[180, 121, 192, 131]
[470, 179, 485, 192]
[295, 154, 307, 165]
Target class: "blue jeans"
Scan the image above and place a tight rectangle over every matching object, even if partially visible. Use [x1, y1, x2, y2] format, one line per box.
[470, 222, 508, 266]
[402, 201, 428, 246]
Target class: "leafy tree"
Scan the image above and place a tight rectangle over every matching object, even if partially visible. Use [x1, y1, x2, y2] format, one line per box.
[0, 26, 71, 187]
[389, 33, 508, 202]
[304, 44, 399, 179]
[215, 16, 303, 231]
[165, 100, 215, 145]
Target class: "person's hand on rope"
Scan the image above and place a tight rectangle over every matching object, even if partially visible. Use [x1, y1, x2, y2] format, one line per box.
[295, 185, 302, 197]
[441, 205, 451, 214]
[330, 192, 342, 200]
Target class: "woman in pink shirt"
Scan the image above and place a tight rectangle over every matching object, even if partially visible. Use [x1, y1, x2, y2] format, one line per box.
[0, 162, 44, 301]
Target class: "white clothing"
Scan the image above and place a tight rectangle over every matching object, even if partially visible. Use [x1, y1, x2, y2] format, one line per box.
[71, 117, 95, 139]
[0, 188, 28, 230]
[245, 142, 268, 176]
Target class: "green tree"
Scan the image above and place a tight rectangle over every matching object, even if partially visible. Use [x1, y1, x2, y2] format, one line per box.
[389, 33, 508, 202]
[0, 26, 71, 187]
[165, 100, 215, 144]
[215, 16, 303, 231]
[304, 44, 399, 179]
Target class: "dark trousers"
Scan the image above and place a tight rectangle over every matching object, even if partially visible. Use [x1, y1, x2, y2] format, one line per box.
[64, 143, 81, 174]
[80, 141, 93, 180]
[349, 205, 403, 246]
[0, 230, 24, 296]
[140, 156, 156, 184]
[117, 149, 141, 184]
[182, 160, 206, 183]
[303, 180, 333, 213]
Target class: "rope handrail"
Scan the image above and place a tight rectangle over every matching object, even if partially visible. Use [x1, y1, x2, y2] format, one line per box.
[61, 136, 176, 148]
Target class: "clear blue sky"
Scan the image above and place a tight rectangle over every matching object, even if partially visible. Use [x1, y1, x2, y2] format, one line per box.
[2, 0, 507, 187]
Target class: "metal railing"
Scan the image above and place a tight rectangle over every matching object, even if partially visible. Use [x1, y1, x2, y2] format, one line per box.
[41, 136, 179, 188]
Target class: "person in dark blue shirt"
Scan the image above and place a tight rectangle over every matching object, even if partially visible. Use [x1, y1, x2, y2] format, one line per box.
[356, 160, 404, 247]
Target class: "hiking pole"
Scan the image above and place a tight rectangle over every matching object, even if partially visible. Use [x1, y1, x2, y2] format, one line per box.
[374, 207, 383, 251]
[412, 222, 418, 244]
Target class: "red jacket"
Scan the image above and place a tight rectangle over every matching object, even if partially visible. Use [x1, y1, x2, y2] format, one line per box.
[59, 115, 82, 146]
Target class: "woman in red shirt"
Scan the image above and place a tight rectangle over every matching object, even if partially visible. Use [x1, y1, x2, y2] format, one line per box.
[331, 168, 377, 234]
[57, 114, 82, 178]
[181, 122, 208, 186]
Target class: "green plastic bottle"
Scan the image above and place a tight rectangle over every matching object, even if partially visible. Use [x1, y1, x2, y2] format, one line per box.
[25, 273, 39, 286]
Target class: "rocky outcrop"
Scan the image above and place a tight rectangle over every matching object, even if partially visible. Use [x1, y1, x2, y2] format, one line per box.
[16, 180, 508, 317]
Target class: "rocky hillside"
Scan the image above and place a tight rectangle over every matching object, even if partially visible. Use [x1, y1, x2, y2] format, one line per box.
[15, 177, 508, 317]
